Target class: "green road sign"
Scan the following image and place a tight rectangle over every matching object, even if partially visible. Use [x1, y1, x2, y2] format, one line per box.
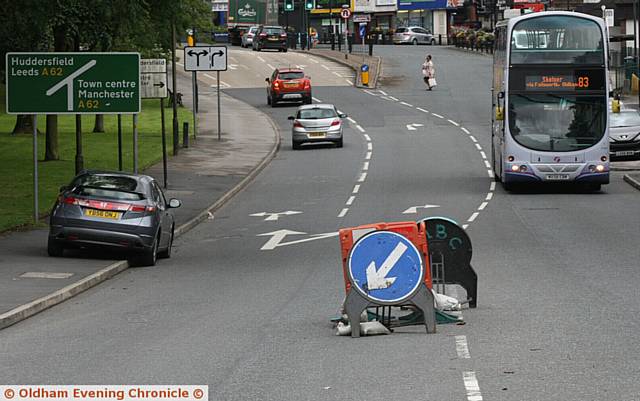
[5, 52, 140, 114]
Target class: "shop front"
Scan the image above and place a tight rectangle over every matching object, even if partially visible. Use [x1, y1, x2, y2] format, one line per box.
[397, 0, 452, 42]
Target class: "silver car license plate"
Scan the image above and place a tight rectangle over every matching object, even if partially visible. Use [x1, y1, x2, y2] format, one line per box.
[546, 174, 570, 180]
[615, 150, 635, 156]
[282, 94, 302, 99]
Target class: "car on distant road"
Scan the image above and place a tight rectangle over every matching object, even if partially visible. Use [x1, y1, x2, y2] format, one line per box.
[393, 26, 436, 45]
[241, 26, 259, 48]
[48, 171, 181, 266]
[266, 68, 312, 106]
[609, 108, 640, 160]
[253, 25, 288, 52]
[288, 104, 347, 149]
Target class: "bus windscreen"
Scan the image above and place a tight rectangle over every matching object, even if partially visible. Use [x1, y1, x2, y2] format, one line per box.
[510, 16, 604, 64]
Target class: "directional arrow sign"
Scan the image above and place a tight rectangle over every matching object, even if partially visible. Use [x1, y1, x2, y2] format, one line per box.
[257, 229, 338, 250]
[402, 204, 440, 214]
[348, 230, 424, 303]
[250, 211, 303, 221]
[184, 46, 227, 71]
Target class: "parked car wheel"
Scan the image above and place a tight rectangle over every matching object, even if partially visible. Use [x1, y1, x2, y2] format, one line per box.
[292, 140, 302, 150]
[47, 238, 64, 257]
[335, 138, 343, 148]
[430, 39, 436, 45]
[283, 48, 288, 53]
[158, 227, 173, 259]
[271, 98, 277, 107]
[267, 95, 272, 105]
[412, 38, 418, 46]
[133, 235, 158, 267]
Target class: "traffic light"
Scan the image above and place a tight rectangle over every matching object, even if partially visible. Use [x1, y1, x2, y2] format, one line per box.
[305, 0, 315, 10]
[284, 0, 294, 11]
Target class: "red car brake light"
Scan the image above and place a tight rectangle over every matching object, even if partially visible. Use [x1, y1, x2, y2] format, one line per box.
[331, 119, 341, 127]
[62, 196, 154, 212]
[280, 33, 287, 38]
[293, 121, 304, 128]
[304, 80, 311, 90]
[259, 33, 267, 38]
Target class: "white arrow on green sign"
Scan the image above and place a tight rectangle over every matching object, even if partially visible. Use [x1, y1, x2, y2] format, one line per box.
[5, 52, 140, 114]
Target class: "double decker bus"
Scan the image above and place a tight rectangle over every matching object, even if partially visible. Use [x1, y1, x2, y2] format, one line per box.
[492, 12, 610, 191]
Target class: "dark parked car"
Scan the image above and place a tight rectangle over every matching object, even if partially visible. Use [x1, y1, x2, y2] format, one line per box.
[253, 26, 288, 52]
[48, 171, 181, 266]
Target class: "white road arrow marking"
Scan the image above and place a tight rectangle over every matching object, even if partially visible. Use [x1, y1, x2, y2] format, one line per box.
[366, 242, 407, 290]
[406, 123, 424, 131]
[250, 211, 302, 221]
[257, 230, 338, 250]
[402, 204, 440, 214]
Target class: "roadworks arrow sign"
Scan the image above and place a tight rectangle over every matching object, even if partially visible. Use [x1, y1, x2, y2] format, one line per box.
[348, 230, 424, 303]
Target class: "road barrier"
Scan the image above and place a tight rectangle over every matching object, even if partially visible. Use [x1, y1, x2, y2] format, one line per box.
[338, 221, 436, 337]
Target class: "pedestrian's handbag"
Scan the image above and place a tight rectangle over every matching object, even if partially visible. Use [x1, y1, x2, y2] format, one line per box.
[423, 77, 429, 84]
[428, 78, 437, 87]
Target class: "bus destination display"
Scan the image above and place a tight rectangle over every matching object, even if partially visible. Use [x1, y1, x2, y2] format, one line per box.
[525, 75, 591, 91]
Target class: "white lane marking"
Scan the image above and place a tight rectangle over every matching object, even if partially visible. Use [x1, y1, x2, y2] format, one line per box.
[363, 134, 371, 141]
[346, 79, 354, 85]
[257, 56, 265, 62]
[258, 230, 338, 250]
[338, 208, 349, 218]
[20, 272, 74, 279]
[312, 97, 322, 102]
[487, 170, 494, 178]
[267, 63, 275, 69]
[475, 143, 482, 150]
[467, 212, 479, 222]
[490, 182, 496, 191]
[469, 136, 478, 143]
[363, 89, 377, 96]
[463, 372, 483, 401]
[333, 71, 342, 77]
[322, 65, 330, 70]
[432, 113, 444, 119]
[378, 90, 388, 95]
[484, 160, 491, 169]
[388, 96, 399, 101]
[347, 117, 356, 124]
[356, 125, 365, 133]
[462, 224, 469, 230]
[448, 119, 460, 126]
[309, 58, 319, 63]
[455, 335, 471, 359]
[363, 161, 369, 170]
[485, 192, 493, 201]
[461, 127, 471, 134]
[367, 143, 372, 151]
[407, 124, 417, 131]
[400, 101, 413, 107]
[202, 73, 231, 88]
[365, 151, 372, 160]
[416, 107, 429, 113]
[478, 202, 488, 211]
[353, 184, 361, 194]
[480, 151, 487, 159]
[358, 172, 367, 182]
[346, 196, 355, 206]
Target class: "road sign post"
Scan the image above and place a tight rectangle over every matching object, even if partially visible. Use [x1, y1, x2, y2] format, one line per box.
[342, 227, 436, 337]
[141, 58, 169, 185]
[184, 46, 227, 141]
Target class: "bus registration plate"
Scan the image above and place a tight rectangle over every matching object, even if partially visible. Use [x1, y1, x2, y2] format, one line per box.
[546, 174, 570, 181]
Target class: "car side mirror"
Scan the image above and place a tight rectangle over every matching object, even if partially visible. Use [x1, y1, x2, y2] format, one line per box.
[339, 113, 348, 118]
[168, 198, 182, 208]
[287, 116, 295, 120]
[265, 78, 270, 83]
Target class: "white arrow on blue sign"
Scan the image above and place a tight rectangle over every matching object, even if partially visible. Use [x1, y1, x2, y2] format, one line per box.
[348, 231, 424, 303]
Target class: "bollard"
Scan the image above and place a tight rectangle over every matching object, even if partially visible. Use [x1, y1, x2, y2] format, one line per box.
[439, 34, 442, 45]
[331, 33, 335, 51]
[368, 42, 373, 56]
[183, 121, 189, 148]
[361, 64, 369, 87]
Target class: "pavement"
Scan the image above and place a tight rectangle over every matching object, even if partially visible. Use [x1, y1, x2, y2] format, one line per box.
[0, 64, 279, 329]
[304, 48, 382, 88]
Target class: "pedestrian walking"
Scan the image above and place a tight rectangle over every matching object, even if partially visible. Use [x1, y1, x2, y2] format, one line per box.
[422, 55, 437, 91]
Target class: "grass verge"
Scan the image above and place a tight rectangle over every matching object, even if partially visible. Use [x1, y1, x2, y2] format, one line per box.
[0, 84, 192, 232]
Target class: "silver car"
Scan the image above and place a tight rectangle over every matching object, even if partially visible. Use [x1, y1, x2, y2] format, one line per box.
[393, 26, 435, 45]
[609, 109, 640, 159]
[288, 104, 347, 149]
[241, 26, 258, 48]
[48, 171, 181, 266]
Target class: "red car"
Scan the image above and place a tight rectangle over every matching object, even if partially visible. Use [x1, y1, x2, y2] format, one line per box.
[265, 68, 312, 107]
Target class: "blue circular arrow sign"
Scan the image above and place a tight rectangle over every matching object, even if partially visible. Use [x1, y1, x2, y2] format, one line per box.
[348, 231, 424, 303]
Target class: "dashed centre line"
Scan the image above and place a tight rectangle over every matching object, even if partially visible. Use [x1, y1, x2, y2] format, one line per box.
[338, 208, 349, 218]
[485, 192, 493, 201]
[347, 117, 356, 124]
[478, 202, 488, 211]
[352, 184, 360, 194]
[367, 143, 372, 151]
[358, 172, 367, 182]
[363, 134, 371, 141]
[461, 127, 471, 134]
[400, 101, 414, 107]
[469, 136, 478, 143]
[432, 113, 444, 119]
[355, 125, 365, 133]
[475, 143, 482, 150]
[417, 107, 429, 113]
[467, 212, 479, 223]
[365, 151, 372, 160]
[448, 119, 460, 126]
[363, 161, 369, 170]
[455, 336, 471, 359]
[463, 372, 484, 401]
[346, 196, 355, 206]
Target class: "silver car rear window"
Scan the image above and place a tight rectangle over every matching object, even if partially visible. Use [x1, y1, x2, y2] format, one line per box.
[71, 175, 145, 200]
[298, 108, 337, 119]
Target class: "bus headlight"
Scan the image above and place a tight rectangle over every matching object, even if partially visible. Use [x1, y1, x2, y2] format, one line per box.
[596, 164, 605, 172]
[511, 165, 520, 172]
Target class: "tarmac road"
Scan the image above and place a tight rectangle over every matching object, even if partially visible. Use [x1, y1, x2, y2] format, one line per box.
[1, 46, 639, 401]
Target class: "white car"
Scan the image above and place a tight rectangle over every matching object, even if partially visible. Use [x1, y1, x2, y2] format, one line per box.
[609, 109, 640, 160]
[393, 27, 435, 45]
[288, 104, 347, 149]
[241, 26, 258, 48]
